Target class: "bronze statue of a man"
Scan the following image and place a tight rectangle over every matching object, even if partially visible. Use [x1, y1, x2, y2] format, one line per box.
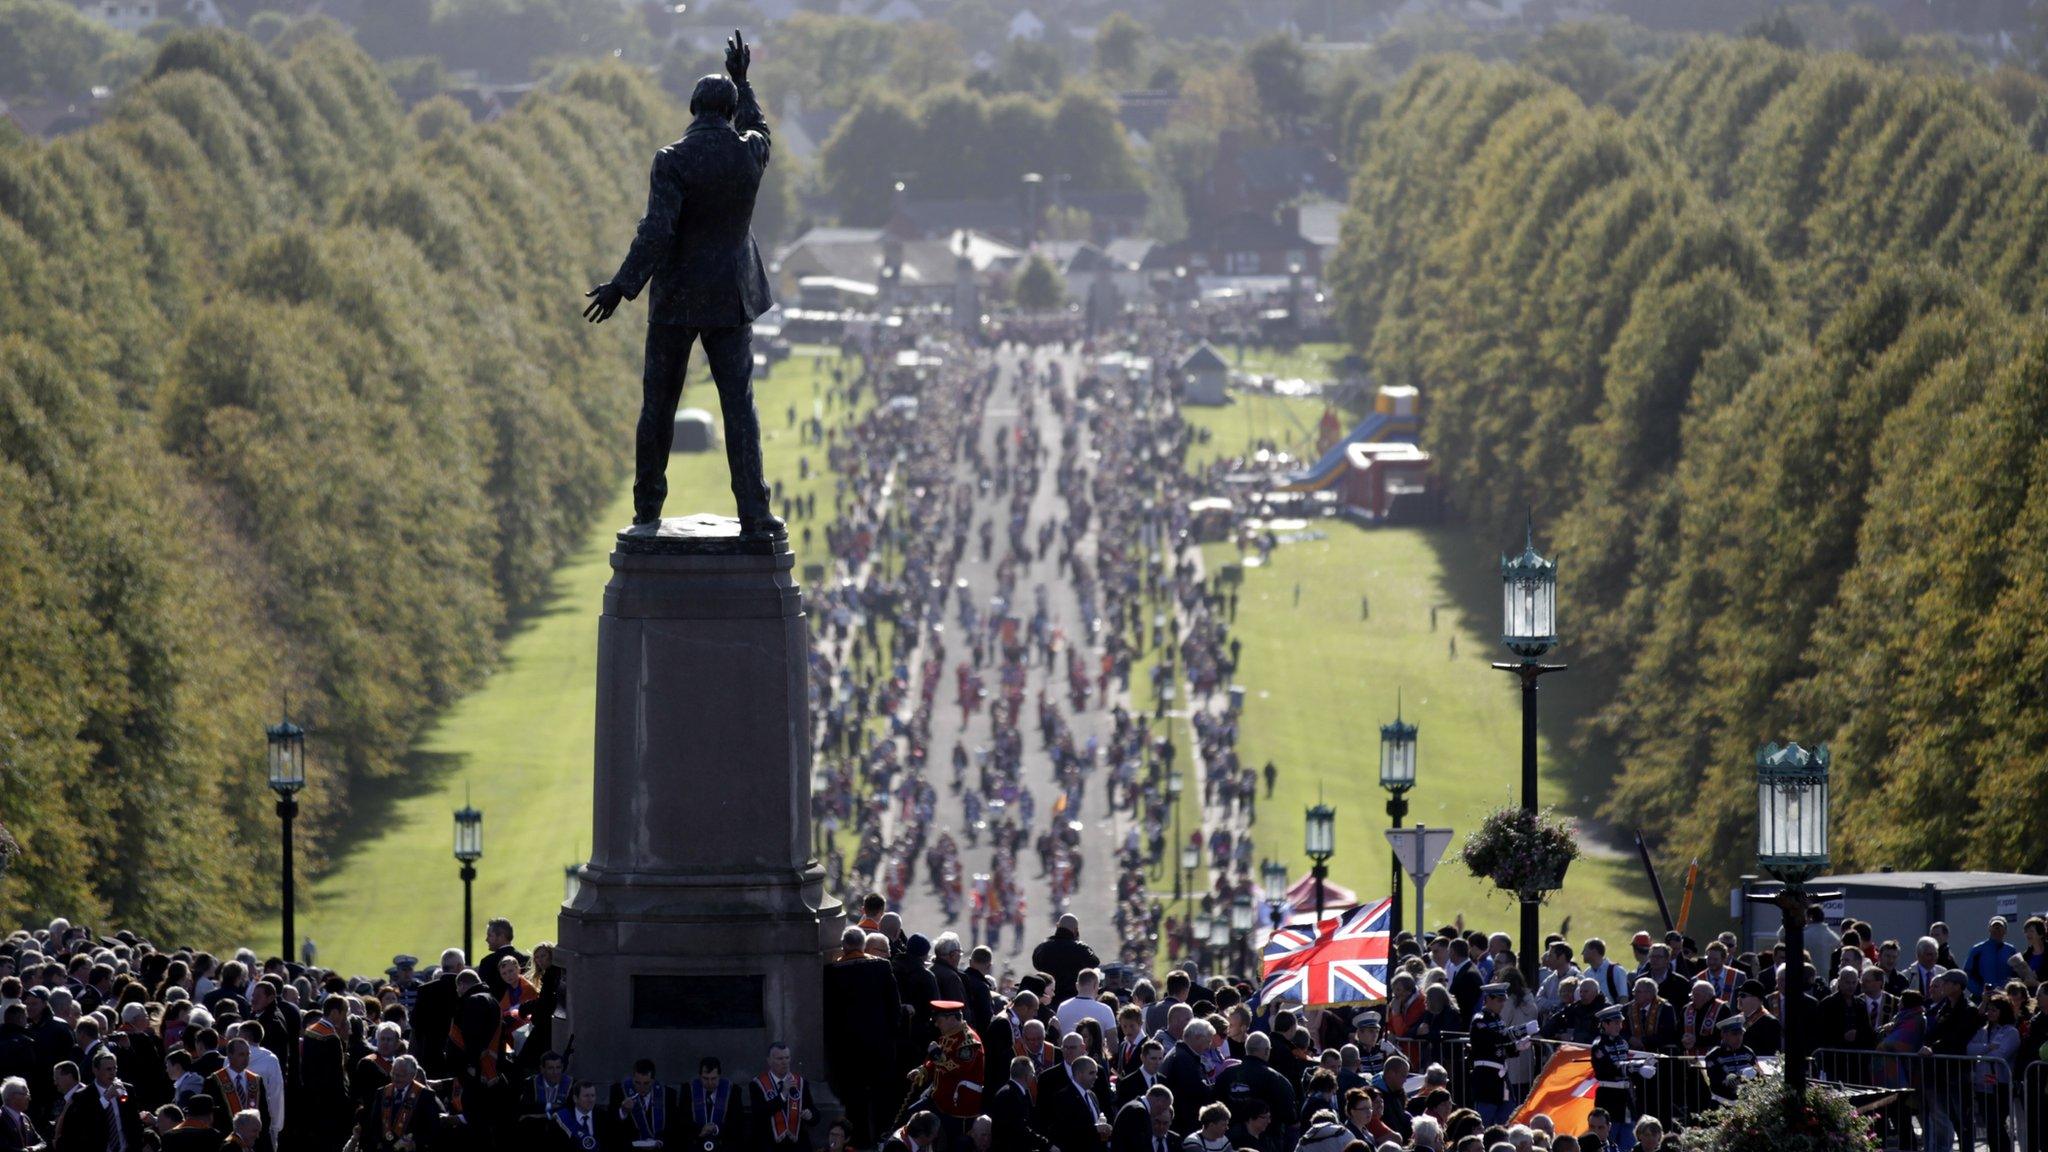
[584, 30, 784, 541]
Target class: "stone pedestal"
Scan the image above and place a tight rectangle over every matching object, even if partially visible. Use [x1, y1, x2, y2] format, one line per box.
[557, 515, 842, 1087]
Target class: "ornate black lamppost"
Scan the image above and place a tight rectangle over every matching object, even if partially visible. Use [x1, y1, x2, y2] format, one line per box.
[1169, 767, 1186, 894]
[266, 711, 306, 962]
[1305, 800, 1336, 929]
[1491, 518, 1564, 981]
[1380, 696, 1416, 934]
[453, 800, 483, 960]
[1757, 741, 1830, 1097]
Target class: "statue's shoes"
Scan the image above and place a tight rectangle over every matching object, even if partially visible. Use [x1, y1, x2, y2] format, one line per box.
[740, 515, 787, 541]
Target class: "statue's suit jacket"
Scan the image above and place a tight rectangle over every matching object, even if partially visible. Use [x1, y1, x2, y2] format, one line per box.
[611, 81, 774, 328]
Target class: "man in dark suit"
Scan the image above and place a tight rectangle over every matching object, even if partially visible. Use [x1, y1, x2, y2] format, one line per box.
[745, 1043, 815, 1152]
[986, 1058, 1050, 1152]
[1160, 1022, 1211, 1134]
[609, 1059, 678, 1148]
[1043, 1058, 1110, 1152]
[1852, 966, 1896, 1044]
[480, 919, 529, 1001]
[1114, 1042, 1165, 1109]
[1446, 940, 1484, 1022]
[932, 937, 968, 1009]
[1035, 1033, 1085, 1125]
[408, 953, 463, 1080]
[202, 1040, 270, 1149]
[822, 928, 900, 1145]
[0, 1075, 44, 1152]
[357, 1057, 443, 1152]
[56, 1052, 144, 1152]
[584, 29, 783, 541]
[1213, 1033, 1294, 1139]
[248, 980, 300, 1092]
[961, 949, 996, 1034]
[1142, 974, 1189, 1037]
[1110, 1086, 1177, 1152]
[297, 996, 353, 1152]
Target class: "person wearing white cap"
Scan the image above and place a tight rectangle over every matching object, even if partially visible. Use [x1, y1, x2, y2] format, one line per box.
[1465, 985, 1526, 1127]
[1963, 917, 2016, 996]
[1704, 1014, 1757, 1105]
[1589, 1005, 1645, 1152]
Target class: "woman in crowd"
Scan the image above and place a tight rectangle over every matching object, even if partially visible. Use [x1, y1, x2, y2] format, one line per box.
[1498, 968, 1541, 1101]
[1966, 993, 2021, 1152]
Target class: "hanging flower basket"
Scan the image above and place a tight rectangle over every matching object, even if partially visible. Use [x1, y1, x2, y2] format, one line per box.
[1460, 806, 1579, 903]
[1685, 1075, 1880, 1152]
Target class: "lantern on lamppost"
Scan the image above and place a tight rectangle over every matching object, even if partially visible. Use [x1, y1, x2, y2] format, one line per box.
[1260, 858, 1288, 931]
[1491, 516, 1567, 982]
[453, 799, 484, 961]
[1305, 799, 1336, 930]
[1230, 893, 1255, 977]
[1757, 741, 1831, 1096]
[266, 710, 307, 964]
[1179, 842, 1199, 912]
[1380, 694, 1417, 933]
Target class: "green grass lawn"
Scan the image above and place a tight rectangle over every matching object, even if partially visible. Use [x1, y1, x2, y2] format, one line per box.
[1204, 523, 1657, 946]
[1230, 341, 1350, 382]
[266, 348, 864, 978]
[1181, 393, 1335, 472]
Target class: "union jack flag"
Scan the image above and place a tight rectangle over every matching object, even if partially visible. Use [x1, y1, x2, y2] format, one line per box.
[1256, 897, 1392, 1008]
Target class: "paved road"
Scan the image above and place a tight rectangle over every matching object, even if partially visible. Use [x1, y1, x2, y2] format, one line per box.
[881, 345, 1129, 974]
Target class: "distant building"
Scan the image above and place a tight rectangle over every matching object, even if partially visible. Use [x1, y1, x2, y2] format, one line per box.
[1178, 344, 1230, 407]
[774, 227, 889, 299]
[1142, 207, 1318, 280]
[1296, 198, 1345, 267]
[1196, 131, 1345, 224]
[1008, 9, 1047, 40]
[772, 226, 1022, 309]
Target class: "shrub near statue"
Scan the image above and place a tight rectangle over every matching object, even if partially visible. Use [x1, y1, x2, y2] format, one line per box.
[584, 29, 785, 542]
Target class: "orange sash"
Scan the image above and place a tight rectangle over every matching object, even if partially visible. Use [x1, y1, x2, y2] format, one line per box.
[756, 1073, 802, 1142]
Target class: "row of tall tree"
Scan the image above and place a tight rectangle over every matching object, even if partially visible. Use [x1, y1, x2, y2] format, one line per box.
[0, 28, 662, 938]
[1329, 40, 2048, 885]
[820, 82, 1141, 224]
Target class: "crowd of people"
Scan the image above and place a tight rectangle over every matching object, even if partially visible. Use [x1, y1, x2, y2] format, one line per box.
[11, 324, 2048, 1152]
[8, 903, 2048, 1152]
[816, 901, 2048, 1152]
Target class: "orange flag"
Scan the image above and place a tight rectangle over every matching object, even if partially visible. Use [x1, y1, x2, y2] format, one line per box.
[1513, 1045, 1598, 1134]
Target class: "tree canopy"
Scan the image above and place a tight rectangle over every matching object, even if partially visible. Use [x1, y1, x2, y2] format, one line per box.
[1329, 42, 2048, 887]
[0, 28, 662, 938]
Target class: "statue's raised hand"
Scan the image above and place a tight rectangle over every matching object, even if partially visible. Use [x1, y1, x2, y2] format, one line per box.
[725, 29, 750, 82]
[583, 282, 623, 323]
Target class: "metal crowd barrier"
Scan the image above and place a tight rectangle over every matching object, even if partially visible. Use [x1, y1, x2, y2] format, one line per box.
[1810, 1047, 2026, 1152]
[1520, 1038, 1728, 1129]
[1378, 1032, 2039, 1150]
